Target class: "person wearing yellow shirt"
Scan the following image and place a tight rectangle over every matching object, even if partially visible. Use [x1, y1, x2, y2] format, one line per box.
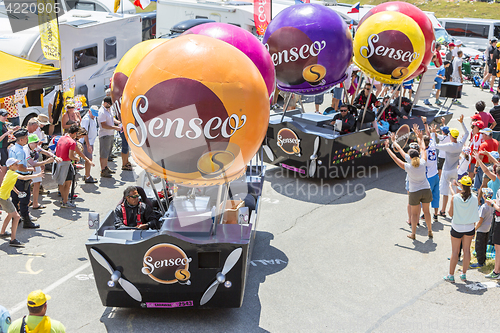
[7, 290, 65, 333]
[0, 158, 43, 247]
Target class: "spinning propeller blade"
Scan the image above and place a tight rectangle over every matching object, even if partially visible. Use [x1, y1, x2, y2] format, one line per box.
[309, 137, 320, 177]
[262, 145, 274, 161]
[200, 248, 243, 305]
[90, 248, 142, 302]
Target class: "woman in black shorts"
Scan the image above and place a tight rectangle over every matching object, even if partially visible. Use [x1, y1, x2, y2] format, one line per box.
[444, 176, 478, 283]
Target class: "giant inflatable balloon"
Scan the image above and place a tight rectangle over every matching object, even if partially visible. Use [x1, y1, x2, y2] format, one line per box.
[262, 4, 353, 95]
[121, 35, 270, 186]
[357, 1, 435, 81]
[353, 11, 426, 84]
[182, 23, 275, 98]
[111, 39, 167, 105]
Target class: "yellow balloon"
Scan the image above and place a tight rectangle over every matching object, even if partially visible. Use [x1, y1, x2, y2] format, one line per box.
[353, 11, 425, 84]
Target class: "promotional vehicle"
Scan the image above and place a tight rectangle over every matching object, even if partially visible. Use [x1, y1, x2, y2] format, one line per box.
[0, 10, 142, 124]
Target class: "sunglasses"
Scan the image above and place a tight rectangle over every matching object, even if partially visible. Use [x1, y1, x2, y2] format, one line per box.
[340, 109, 348, 112]
[128, 194, 140, 198]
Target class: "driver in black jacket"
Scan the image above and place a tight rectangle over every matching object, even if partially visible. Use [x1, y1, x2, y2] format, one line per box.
[114, 186, 160, 229]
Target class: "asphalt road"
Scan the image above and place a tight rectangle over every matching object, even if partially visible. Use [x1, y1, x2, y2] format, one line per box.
[1, 81, 499, 333]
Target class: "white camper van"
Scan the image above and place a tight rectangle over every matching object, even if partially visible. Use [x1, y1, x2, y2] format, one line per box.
[438, 17, 500, 52]
[0, 10, 141, 125]
[0, 0, 136, 15]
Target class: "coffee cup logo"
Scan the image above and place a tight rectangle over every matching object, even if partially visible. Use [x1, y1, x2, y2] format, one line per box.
[142, 243, 192, 285]
[302, 64, 327, 86]
[277, 128, 301, 155]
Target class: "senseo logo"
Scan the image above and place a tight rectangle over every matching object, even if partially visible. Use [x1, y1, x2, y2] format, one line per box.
[127, 95, 246, 148]
[265, 40, 326, 67]
[141, 243, 192, 285]
[277, 128, 301, 155]
[360, 31, 420, 79]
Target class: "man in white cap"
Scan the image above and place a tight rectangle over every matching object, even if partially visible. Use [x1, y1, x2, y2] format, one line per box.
[80, 106, 99, 183]
[436, 115, 468, 217]
[7, 290, 65, 332]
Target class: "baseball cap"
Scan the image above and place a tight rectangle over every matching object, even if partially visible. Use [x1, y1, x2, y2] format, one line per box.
[0, 109, 8, 117]
[448, 43, 455, 47]
[483, 188, 494, 200]
[440, 126, 450, 135]
[13, 128, 28, 138]
[459, 176, 472, 187]
[491, 38, 498, 43]
[90, 105, 99, 117]
[455, 40, 463, 45]
[480, 128, 493, 135]
[5, 158, 19, 167]
[493, 95, 499, 103]
[473, 120, 485, 129]
[27, 290, 51, 307]
[66, 100, 75, 108]
[450, 128, 459, 138]
[471, 114, 482, 121]
[28, 134, 40, 144]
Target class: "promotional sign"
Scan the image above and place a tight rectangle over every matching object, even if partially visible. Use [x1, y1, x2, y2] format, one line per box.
[121, 35, 269, 186]
[183, 23, 275, 98]
[142, 243, 192, 285]
[353, 11, 425, 84]
[253, 0, 271, 36]
[37, 0, 61, 60]
[277, 128, 301, 155]
[263, 4, 353, 95]
[357, 1, 435, 81]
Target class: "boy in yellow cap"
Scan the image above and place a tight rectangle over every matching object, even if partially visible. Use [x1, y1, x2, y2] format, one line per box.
[7, 290, 65, 333]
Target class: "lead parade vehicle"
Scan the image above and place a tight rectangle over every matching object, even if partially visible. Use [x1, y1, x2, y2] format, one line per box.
[85, 2, 456, 309]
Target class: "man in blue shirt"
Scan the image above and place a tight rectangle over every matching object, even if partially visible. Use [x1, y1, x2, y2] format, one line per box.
[8, 129, 39, 228]
[435, 61, 450, 105]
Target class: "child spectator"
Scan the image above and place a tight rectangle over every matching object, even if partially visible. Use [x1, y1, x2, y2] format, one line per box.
[0, 158, 43, 247]
[402, 79, 413, 99]
[475, 100, 497, 130]
[435, 61, 450, 105]
[470, 188, 494, 269]
[457, 147, 470, 181]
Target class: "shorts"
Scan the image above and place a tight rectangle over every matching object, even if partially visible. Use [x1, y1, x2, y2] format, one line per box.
[451, 76, 461, 83]
[408, 188, 433, 205]
[488, 62, 497, 75]
[0, 197, 16, 214]
[83, 144, 93, 160]
[440, 169, 458, 196]
[32, 166, 42, 183]
[314, 94, 324, 105]
[120, 131, 129, 154]
[99, 135, 114, 159]
[437, 157, 445, 170]
[332, 87, 342, 100]
[0, 147, 8, 166]
[493, 222, 500, 245]
[65, 164, 75, 182]
[434, 80, 442, 90]
[451, 227, 475, 238]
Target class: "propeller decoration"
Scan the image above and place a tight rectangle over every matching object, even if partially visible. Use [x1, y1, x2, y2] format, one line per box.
[262, 137, 274, 162]
[309, 137, 320, 177]
[200, 247, 243, 306]
[90, 248, 142, 302]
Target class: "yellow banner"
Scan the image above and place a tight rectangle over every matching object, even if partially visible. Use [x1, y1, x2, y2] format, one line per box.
[37, 0, 61, 60]
[114, 0, 121, 13]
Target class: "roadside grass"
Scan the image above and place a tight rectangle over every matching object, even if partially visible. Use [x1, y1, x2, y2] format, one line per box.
[341, 0, 500, 19]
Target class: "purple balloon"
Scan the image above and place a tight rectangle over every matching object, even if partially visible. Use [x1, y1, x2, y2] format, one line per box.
[263, 4, 353, 95]
[183, 23, 275, 97]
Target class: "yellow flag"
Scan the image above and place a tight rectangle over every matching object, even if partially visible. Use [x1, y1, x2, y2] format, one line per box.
[37, 0, 61, 60]
[114, 0, 121, 13]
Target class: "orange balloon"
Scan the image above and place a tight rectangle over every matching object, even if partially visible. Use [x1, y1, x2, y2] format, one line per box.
[111, 39, 167, 104]
[121, 35, 269, 186]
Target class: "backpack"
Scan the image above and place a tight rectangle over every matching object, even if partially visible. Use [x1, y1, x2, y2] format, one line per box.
[472, 75, 481, 87]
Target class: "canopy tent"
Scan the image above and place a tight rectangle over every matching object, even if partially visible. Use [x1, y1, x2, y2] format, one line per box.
[0, 51, 62, 98]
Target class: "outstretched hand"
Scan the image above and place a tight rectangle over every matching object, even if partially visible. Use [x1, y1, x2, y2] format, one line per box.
[458, 114, 464, 124]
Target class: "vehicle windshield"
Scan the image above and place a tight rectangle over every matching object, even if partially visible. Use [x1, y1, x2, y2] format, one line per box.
[435, 28, 451, 44]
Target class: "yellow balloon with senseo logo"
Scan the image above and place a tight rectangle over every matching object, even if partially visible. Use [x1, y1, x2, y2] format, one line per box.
[121, 35, 269, 187]
[111, 39, 167, 104]
[353, 11, 425, 84]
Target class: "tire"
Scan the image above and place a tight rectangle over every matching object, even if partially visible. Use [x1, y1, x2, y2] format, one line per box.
[22, 113, 37, 127]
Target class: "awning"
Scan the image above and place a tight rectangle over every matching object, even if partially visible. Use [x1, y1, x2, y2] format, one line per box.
[0, 50, 62, 98]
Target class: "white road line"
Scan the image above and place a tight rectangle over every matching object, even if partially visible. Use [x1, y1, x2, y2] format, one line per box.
[9, 262, 91, 315]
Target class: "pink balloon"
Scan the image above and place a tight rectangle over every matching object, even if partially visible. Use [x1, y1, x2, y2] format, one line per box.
[183, 23, 275, 97]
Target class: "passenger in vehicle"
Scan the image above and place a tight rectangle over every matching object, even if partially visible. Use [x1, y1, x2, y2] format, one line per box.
[114, 186, 161, 230]
[353, 83, 377, 111]
[330, 105, 355, 134]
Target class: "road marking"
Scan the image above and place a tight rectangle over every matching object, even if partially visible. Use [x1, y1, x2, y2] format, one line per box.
[18, 258, 42, 275]
[9, 262, 91, 315]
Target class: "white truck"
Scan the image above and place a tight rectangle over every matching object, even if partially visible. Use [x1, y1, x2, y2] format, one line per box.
[0, 9, 142, 125]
